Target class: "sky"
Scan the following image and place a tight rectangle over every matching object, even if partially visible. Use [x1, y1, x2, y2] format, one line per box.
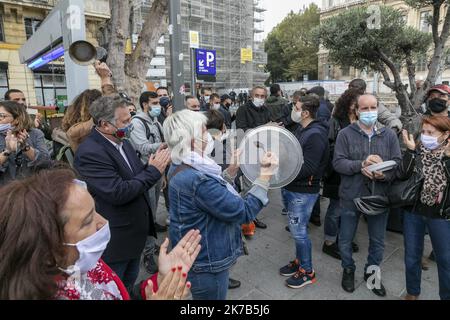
[264, 0, 321, 38]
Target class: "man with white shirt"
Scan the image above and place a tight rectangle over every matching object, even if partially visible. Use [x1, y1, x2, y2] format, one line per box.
[74, 95, 171, 291]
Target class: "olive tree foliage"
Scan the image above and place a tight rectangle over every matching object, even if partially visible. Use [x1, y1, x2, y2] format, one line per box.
[316, 1, 450, 123]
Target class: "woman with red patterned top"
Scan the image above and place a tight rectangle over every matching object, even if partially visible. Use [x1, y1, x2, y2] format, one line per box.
[0, 168, 201, 300]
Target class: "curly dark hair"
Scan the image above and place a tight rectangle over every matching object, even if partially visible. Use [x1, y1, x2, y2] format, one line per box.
[61, 89, 102, 132]
[333, 89, 360, 121]
[0, 169, 77, 299]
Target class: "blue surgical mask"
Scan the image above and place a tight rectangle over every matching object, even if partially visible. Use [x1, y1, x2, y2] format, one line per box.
[0, 123, 12, 133]
[359, 111, 378, 127]
[112, 123, 133, 140]
[149, 105, 162, 118]
[421, 134, 444, 150]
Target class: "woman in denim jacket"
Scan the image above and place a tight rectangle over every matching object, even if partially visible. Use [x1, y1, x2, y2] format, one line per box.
[162, 110, 278, 300]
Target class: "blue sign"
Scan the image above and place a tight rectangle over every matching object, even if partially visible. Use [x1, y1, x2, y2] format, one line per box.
[196, 49, 216, 76]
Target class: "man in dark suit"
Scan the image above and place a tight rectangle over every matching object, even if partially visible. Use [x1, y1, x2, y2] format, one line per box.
[74, 95, 171, 290]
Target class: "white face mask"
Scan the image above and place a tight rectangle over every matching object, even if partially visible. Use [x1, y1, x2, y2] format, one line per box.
[212, 104, 221, 111]
[253, 98, 265, 108]
[421, 134, 444, 150]
[205, 132, 215, 156]
[291, 109, 302, 124]
[204, 96, 210, 104]
[62, 222, 111, 274]
[220, 130, 230, 142]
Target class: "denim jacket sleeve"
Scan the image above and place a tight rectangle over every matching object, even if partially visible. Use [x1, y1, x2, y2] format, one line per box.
[194, 175, 269, 224]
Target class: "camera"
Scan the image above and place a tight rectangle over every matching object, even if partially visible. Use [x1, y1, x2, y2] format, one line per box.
[160, 96, 171, 109]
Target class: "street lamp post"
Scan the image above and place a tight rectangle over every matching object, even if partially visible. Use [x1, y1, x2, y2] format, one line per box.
[169, 0, 185, 112]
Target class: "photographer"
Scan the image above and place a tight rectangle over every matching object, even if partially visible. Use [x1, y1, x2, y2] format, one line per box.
[156, 87, 173, 124]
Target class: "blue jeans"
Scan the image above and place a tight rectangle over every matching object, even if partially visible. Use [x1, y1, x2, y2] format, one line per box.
[324, 198, 341, 242]
[188, 269, 229, 300]
[403, 212, 450, 300]
[281, 189, 319, 273]
[339, 208, 388, 272]
[107, 258, 141, 292]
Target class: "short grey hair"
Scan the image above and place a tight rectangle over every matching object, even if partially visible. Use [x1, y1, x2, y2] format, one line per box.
[163, 109, 207, 164]
[89, 95, 128, 125]
[251, 85, 268, 97]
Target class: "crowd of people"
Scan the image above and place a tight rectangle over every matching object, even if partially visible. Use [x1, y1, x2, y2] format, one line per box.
[0, 59, 449, 301]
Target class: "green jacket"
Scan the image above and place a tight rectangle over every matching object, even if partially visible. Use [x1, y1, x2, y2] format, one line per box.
[265, 95, 288, 122]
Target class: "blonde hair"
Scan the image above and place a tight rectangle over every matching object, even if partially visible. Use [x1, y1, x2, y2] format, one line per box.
[163, 110, 207, 164]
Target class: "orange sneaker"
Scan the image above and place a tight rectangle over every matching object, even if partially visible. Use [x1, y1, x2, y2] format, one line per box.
[242, 222, 255, 237]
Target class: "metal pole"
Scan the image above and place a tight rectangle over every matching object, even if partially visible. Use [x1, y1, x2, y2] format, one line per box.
[190, 48, 197, 98]
[169, 0, 185, 112]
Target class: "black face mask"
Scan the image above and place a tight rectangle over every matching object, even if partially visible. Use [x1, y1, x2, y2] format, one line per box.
[130, 111, 137, 117]
[428, 98, 448, 113]
[225, 103, 231, 108]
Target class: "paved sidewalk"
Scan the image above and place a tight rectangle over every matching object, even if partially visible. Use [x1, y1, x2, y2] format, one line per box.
[144, 189, 440, 300]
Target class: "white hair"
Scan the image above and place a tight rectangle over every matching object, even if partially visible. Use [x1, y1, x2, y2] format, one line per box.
[163, 109, 207, 164]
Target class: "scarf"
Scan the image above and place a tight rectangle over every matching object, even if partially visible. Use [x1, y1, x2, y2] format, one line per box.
[420, 143, 448, 207]
[55, 260, 128, 300]
[182, 151, 239, 196]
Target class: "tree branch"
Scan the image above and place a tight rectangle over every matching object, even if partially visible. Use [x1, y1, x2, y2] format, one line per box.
[125, 0, 169, 99]
[405, 54, 416, 98]
[106, 0, 131, 91]
[431, 2, 441, 46]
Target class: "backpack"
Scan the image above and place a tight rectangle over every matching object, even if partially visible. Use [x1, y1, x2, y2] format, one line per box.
[56, 145, 75, 168]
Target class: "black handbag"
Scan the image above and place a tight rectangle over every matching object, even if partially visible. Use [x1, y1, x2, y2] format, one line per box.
[388, 173, 424, 208]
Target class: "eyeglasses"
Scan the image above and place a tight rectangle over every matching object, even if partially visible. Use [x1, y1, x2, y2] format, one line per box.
[0, 113, 13, 120]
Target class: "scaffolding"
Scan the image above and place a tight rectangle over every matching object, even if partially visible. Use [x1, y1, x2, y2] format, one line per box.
[133, 0, 268, 91]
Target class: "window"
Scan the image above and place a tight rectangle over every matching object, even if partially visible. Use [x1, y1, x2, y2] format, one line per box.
[24, 18, 43, 40]
[417, 55, 427, 72]
[420, 11, 431, 33]
[0, 62, 9, 99]
[33, 73, 66, 106]
[0, 15, 4, 42]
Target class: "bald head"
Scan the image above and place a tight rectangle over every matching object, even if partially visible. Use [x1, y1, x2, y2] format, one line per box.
[356, 94, 378, 112]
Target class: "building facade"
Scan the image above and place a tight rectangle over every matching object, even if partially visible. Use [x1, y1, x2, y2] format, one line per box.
[134, 0, 269, 93]
[319, 0, 450, 93]
[0, 0, 109, 106]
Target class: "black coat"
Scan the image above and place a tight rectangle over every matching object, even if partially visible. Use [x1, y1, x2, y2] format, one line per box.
[236, 100, 271, 132]
[74, 129, 161, 263]
[322, 117, 350, 199]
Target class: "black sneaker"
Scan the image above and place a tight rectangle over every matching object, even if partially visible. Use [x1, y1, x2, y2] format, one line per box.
[155, 223, 168, 233]
[286, 268, 317, 289]
[228, 278, 241, 289]
[341, 268, 355, 293]
[281, 208, 288, 215]
[285, 225, 290, 232]
[364, 271, 387, 297]
[309, 216, 321, 227]
[279, 259, 300, 277]
[352, 242, 359, 253]
[322, 242, 341, 260]
[254, 218, 267, 229]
